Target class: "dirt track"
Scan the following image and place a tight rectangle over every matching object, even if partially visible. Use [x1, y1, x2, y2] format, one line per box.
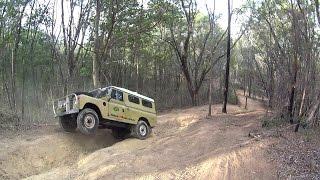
[0, 94, 277, 179]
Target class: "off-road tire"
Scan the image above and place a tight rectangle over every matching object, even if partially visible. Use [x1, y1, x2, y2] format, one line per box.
[59, 115, 77, 132]
[133, 120, 150, 140]
[111, 127, 130, 139]
[77, 108, 99, 135]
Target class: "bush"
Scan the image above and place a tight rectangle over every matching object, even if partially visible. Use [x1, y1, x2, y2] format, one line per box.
[0, 108, 20, 129]
[261, 116, 288, 128]
[228, 89, 239, 105]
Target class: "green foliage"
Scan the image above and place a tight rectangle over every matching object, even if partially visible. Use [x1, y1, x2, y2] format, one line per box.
[228, 88, 239, 105]
[80, 67, 91, 77]
[303, 130, 313, 142]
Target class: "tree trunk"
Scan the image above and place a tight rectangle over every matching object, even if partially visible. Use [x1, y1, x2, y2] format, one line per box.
[208, 80, 212, 116]
[189, 88, 198, 106]
[21, 57, 26, 122]
[11, 48, 16, 110]
[93, 0, 101, 88]
[288, 56, 298, 124]
[136, 60, 139, 91]
[296, 92, 320, 132]
[306, 93, 320, 125]
[11, 3, 27, 111]
[315, 0, 320, 25]
[243, 74, 246, 96]
[245, 96, 248, 109]
[268, 66, 274, 108]
[288, 1, 299, 124]
[248, 76, 252, 97]
[222, 0, 231, 113]
[288, 0, 299, 124]
[299, 86, 306, 116]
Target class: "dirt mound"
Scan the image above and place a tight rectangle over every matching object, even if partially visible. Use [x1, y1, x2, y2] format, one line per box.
[0, 129, 118, 179]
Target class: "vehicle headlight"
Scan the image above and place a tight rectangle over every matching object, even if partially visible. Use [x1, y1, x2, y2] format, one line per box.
[72, 97, 78, 105]
[73, 96, 80, 107]
[58, 100, 66, 108]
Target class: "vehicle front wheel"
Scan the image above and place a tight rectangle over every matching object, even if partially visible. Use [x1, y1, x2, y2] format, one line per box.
[59, 115, 77, 132]
[133, 120, 150, 140]
[77, 108, 99, 135]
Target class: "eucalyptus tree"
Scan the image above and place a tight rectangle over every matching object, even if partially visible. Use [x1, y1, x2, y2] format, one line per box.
[92, 0, 152, 88]
[244, 0, 320, 129]
[222, 0, 232, 113]
[60, 0, 92, 94]
[150, 0, 222, 106]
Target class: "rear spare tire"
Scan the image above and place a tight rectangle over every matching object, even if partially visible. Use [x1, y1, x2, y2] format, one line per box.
[77, 108, 99, 135]
[59, 115, 77, 132]
[133, 120, 150, 140]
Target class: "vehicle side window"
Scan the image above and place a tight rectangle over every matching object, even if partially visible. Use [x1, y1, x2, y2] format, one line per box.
[111, 89, 123, 101]
[128, 95, 140, 104]
[142, 100, 152, 108]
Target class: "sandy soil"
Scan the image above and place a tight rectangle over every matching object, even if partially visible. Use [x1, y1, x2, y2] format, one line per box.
[0, 94, 277, 180]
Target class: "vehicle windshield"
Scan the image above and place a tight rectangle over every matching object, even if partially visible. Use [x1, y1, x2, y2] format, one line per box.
[88, 87, 110, 98]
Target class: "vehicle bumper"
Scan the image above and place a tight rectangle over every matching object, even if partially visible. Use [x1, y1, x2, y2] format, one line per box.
[54, 108, 79, 117]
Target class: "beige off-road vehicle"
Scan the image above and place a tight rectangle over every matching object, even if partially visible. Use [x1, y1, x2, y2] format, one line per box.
[53, 86, 156, 139]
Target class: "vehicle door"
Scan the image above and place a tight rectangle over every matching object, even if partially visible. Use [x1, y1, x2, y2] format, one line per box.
[125, 94, 141, 123]
[97, 88, 109, 118]
[108, 89, 127, 121]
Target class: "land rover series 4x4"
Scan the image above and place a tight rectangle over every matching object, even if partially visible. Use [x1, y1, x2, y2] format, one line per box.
[53, 86, 156, 139]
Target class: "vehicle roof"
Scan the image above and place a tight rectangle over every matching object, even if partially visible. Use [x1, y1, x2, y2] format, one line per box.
[107, 86, 155, 103]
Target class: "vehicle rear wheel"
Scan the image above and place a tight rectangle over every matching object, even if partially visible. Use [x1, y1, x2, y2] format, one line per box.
[133, 120, 150, 140]
[59, 115, 77, 132]
[77, 108, 99, 135]
[111, 127, 130, 139]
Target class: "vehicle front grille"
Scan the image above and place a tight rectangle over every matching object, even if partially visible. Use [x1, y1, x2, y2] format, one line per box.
[53, 93, 78, 116]
[70, 99, 75, 110]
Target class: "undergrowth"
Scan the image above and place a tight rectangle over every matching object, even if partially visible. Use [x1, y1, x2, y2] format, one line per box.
[261, 116, 288, 129]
